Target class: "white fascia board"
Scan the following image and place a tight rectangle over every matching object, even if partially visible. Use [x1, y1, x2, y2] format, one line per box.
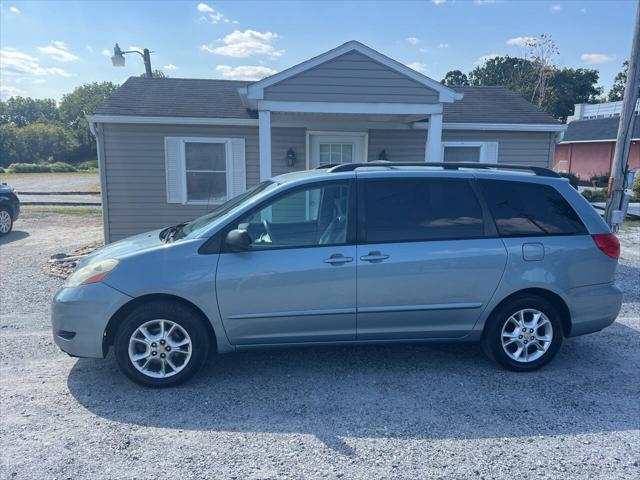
[245, 40, 461, 103]
[413, 121, 567, 132]
[258, 100, 443, 115]
[86, 115, 259, 126]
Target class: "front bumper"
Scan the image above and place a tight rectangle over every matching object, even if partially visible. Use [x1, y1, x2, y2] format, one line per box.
[566, 282, 623, 337]
[51, 282, 132, 358]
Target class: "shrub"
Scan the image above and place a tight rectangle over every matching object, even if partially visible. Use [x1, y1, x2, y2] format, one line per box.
[631, 170, 640, 202]
[558, 172, 580, 189]
[0, 166, 5, 173]
[76, 159, 98, 170]
[582, 188, 608, 203]
[6, 163, 51, 173]
[589, 173, 609, 188]
[49, 162, 77, 172]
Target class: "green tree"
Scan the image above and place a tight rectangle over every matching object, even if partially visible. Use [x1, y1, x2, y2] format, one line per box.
[441, 70, 469, 86]
[15, 123, 78, 163]
[608, 61, 628, 101]
[0, 97, 59, 127]
[58, 81, 119, 155]
[468, 56, 538, 101]
[139, 69, 166, 78]
[0, 124, 20, 167]
[545, 68, 603, 120]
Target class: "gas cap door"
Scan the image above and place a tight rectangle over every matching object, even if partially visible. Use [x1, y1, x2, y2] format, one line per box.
[522, 242, 545, 261]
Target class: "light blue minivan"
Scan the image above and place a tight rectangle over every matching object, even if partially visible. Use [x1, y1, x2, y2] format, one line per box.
[51, 163, 623, 387]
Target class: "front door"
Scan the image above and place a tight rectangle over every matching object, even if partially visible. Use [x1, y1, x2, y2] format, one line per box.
[356, 176, 507, 339]
[308, 133, 366, 168]
[216, 181, 357, 345]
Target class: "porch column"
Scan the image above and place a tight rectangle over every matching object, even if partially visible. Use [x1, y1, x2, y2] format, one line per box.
[258, 110, 271, 180]
[425, 113, 443, 162]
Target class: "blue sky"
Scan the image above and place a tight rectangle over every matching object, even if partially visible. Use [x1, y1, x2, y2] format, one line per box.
[0, 0, 634, 100]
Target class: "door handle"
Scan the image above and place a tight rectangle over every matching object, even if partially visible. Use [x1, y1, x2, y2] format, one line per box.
[360, 251, 390, 262]
[323, 254, 354, 265]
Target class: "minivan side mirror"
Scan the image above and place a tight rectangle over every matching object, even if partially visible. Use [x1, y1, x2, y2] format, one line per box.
[225, 229, 251, 252]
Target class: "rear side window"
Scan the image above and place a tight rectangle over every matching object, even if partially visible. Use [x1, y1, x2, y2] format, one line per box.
[362, 178, 484, 243]
[479, 179, 587, 236]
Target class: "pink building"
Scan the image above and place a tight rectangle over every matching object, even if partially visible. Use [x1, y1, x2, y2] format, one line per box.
[554, 101, 640, 181]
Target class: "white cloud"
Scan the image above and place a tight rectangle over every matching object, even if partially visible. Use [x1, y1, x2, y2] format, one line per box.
[406, 37, 420, 45]
[438, 43, 449, 48]
[475, 53, 499, 65]
[201, 30, 284, 58]
[506, 36, 536, 47]
[0, 47, 72, 77]
[550, 4, 561, 11]
[86, 45, 94, 53]
[432, 0, 446, 5]
[0, 84, 25, 99]
[474, 0, 495, 4]
[163, 64, 179, 71]
[197, 2, 236, 24]
[406, 62, 428, 74]
[10, 6, 20, 14]
[581, 53, 615, 64]
[216, 64, 277, 80]
[102, 49, 111, 57]
[37, 41, 79, 62]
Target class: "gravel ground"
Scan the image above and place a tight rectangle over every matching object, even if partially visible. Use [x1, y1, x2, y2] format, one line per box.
[1, 213, 639, 479]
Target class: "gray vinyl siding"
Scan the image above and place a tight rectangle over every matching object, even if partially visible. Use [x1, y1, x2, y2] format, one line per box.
[271, 127, 307, 175]
[368, 129, 555, 166]
[442, 130, 556, 167]
[264, 51, 439, 104]
[101, 123, 259, 241]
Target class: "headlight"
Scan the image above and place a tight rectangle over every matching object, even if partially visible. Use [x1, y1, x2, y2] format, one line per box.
[65, 259, 119, 288]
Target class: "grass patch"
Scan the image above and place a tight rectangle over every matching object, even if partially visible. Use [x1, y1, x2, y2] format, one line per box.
[21, 205, 102, 216]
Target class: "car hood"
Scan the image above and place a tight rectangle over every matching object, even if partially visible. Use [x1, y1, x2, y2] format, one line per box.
[77, 228, 166, 268]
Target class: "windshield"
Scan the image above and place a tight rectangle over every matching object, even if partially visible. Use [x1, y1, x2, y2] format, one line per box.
[179, 180, 276, 238]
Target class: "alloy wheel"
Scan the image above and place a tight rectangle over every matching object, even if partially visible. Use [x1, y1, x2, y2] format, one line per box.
[0, 210, 11, 234]
[128, 319, 192, 378]
[501, 309, 553, 363]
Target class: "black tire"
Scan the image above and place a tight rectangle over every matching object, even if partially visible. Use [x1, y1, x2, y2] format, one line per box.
[114, 300, 210, 387]
[0, 207, 13, 237]
[481, 294, 563, 372]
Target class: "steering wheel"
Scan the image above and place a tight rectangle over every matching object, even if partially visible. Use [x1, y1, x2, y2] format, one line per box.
[262, 219, 276, 242]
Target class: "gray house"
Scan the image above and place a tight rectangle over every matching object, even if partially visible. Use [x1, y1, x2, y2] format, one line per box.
[89, 40, 565, 242]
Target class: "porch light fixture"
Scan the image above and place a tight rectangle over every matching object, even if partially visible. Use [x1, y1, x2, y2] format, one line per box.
[111, 43, 153, 77]
[287, 147, 297, 167]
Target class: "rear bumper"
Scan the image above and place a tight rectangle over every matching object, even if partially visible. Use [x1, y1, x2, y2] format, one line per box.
[51, 282, 132, 358]
[566, 282, 623, 337]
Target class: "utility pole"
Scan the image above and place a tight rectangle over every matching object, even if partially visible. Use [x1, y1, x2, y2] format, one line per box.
[142, 48, 153, 78]
[605, 0, 640, 228]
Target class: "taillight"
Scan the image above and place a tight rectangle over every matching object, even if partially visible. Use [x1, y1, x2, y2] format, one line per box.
[591, 233, 620, 259]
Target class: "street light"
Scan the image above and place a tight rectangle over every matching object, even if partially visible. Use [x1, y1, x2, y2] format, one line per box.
[111, 43, 153, 77]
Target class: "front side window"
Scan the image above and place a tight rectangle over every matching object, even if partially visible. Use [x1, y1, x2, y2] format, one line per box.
[230, 183, 351, 249]
[185, 141, 227, 203]
[363, 178, 484, 243]
[479, 179, 587, 236]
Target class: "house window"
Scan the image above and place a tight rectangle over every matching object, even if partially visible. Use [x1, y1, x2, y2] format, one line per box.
[442, 142, 498, 164]
[184, 140, 229, 204]
[319, 143, 354, 165]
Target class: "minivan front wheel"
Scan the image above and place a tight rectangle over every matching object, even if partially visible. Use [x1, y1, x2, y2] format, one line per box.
[482, 295, 563, 371]
[114, 300, 210, 387]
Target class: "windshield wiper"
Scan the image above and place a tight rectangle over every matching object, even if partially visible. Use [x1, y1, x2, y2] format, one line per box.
[160, 223, 187, 243]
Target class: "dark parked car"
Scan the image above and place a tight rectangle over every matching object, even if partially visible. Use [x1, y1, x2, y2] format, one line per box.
[0, 182, 20, 236]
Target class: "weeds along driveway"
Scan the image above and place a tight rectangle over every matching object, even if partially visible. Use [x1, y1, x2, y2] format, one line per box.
[1, 213, 639, 479]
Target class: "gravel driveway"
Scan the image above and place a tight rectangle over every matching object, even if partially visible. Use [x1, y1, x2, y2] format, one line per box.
[1, 213, 638, 479]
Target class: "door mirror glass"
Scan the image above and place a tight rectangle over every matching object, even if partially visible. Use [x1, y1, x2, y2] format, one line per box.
[225, 229, 251, 252]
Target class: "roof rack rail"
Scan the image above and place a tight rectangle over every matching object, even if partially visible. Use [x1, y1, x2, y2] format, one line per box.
[326, 162, 560, 178]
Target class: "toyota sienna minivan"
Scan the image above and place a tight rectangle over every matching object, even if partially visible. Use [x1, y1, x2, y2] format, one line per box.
[51, 162, 623, 387]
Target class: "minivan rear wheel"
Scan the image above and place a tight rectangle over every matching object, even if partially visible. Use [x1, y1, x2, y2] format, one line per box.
[114, 300, 210, 387]
[482, 295, 563, 371]
[0, 208, 13, 236]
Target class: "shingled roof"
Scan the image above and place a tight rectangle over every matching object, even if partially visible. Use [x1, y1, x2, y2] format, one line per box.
[562, 115, 640, 142]
[94, 77, 560, 125]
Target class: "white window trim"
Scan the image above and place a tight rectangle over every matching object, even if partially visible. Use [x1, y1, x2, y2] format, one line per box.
[305, 130, 369, 169]
[441, 141, 499, 164]
[180, 137, 233, 205]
